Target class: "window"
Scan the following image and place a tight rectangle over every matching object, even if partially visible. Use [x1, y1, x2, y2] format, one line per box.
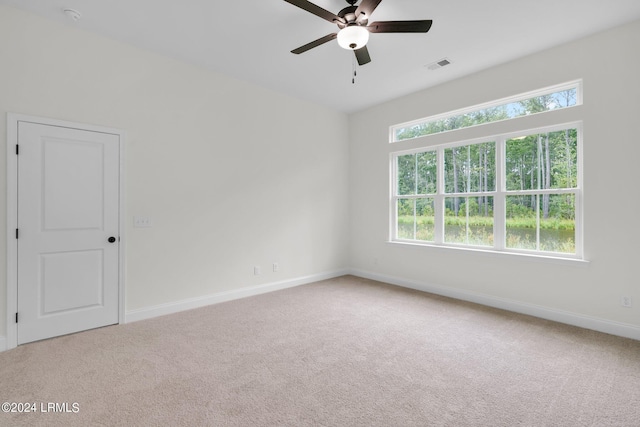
[504, 129, 578, 253]
[396, 151, 437, 241]
[391, 81, 581, 142]
[391, 123, 582, 258]
[443, 141, 496, 247]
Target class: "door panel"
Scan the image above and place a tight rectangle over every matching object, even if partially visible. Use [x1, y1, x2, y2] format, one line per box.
[17, 121, 120, 345]
[42, 138, 105, 231]
[41, 250, 104, 314]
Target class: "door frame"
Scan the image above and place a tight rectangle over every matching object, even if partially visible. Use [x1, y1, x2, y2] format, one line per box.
[6, 113, 126, 350]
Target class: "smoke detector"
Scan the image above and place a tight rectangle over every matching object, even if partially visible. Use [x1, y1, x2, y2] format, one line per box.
[63, 8, 82, 22]
[427, 58, 452, 70]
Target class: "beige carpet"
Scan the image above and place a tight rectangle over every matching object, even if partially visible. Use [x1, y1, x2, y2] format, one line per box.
[1, 275, 639, 426]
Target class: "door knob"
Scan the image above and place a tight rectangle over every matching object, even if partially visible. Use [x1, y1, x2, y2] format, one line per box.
[108, 236, 116, 243]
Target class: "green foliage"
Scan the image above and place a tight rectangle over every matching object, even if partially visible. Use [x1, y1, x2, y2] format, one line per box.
[444, 142, 496, 196]
[506, 194, 576, 221]
[505, 128, 577, 194]
[397, 199, 413, 216]
[397, 215, 434, 226]
[395, 88, 577, 141]
[399, 216, 574, 232]
[506, 202, 535, 219]
[397, 152, 437, 195]
[397, 214, 435, 242]
[398, 212, 575, 252]
[395, 106, 509, 140]
[416, 198, 434, 216]
[397, 198, 435, 217]
[445, 216, 494, 228]
[458, 198, 494, 217]
[507, 231, 575, 253]
[505, 217, 575, 230]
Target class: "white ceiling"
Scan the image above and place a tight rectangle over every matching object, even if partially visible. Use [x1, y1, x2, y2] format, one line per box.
[3, 0, 640, 113]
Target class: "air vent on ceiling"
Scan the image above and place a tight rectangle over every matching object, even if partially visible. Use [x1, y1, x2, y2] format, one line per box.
[427, 58, 451, 70]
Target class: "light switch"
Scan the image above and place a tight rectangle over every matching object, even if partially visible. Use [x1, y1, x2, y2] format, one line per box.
[134, 216, 152, 227]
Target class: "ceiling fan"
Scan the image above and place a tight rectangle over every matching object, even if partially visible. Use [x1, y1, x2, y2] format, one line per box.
[284, 0, 433, 66]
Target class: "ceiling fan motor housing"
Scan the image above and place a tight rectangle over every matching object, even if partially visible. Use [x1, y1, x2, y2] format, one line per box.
[337, 5, 366, 28]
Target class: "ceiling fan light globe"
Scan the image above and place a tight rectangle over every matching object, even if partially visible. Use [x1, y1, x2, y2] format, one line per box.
[337, 25, 369, 50]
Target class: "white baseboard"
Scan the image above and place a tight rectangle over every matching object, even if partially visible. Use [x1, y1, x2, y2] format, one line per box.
[349, 268, 640, 341]
[6, 268, 636, 353]
[125, 269, 349, 323]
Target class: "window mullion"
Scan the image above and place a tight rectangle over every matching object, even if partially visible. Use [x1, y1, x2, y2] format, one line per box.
[536, 194, 541, 251]
[434, 148, 445, 244]
[390, 155, 396, 241]
[413, 199, 417, 240]
[413, 155, 418, 240]
[494, 137, 505, 250]
[575, 190, 583, 258]
[465, 146, 470, 244]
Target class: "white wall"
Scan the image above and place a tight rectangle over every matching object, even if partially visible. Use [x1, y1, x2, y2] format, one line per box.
[349, 19, 640, 337]
[0, 5, 349, 339]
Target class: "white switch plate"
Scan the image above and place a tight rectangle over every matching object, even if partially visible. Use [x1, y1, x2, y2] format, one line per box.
[134, 216, 152, 227]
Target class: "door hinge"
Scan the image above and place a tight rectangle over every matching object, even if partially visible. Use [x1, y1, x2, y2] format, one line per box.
[16, 144, 19, 155]
[15, 313, 18, 323]
[16, 229, 19, 239]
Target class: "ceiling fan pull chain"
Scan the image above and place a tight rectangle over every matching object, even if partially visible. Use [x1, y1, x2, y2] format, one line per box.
[352, 54, 356, 84]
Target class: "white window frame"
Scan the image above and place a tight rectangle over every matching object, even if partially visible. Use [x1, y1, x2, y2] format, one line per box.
[390, 121, 583, 260]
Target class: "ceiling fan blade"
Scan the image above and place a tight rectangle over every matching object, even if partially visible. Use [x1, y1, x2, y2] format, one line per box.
[291, 33, 338, 54]
[368, 20, 433, 33]
[354, 0, 382, 21]
[283, 0, 345, 25]
[354, 45, 371, 66]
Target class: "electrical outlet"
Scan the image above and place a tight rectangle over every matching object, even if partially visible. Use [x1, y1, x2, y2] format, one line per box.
[621, 296, 632, 308]
[273, 263, 279, 272]
[254, 266, 261, 276]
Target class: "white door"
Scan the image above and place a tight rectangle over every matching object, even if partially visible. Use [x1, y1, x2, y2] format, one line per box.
[17, 121, 120, 345]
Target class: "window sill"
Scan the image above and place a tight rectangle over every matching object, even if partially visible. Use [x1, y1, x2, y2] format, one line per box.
[387, 240, 590, 267]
